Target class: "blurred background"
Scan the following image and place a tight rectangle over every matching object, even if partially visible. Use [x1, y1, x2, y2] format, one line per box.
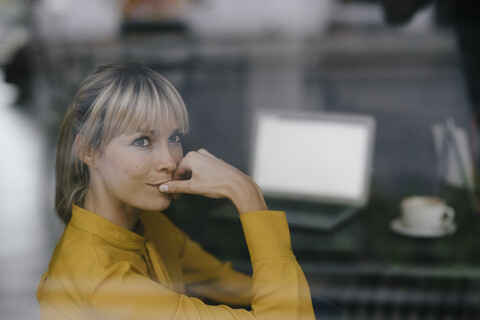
[1, 0, 479, 319]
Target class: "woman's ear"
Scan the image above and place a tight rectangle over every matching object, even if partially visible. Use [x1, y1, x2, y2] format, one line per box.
[74, 135, 96, 167]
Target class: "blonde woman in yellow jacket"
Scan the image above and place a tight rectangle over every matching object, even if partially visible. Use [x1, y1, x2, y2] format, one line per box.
[37, 62, 315, 319]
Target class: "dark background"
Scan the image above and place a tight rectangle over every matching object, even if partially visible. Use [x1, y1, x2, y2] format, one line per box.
[1, 1, 479, 319]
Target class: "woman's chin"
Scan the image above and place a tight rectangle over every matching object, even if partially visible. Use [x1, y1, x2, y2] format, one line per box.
[136, 196, 172, 212]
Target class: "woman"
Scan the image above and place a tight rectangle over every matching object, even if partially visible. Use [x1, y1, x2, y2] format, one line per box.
[37, 62, 315, 319]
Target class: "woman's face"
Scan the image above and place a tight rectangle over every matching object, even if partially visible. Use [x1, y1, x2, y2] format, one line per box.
[88, 120, 184, 214]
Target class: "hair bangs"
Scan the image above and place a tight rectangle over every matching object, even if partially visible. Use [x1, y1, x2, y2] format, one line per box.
[56, 61, 190, 223]
[100, 73, 189, 147]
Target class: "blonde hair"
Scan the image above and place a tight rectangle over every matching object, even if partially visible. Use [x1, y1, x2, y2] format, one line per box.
[55, 62, 189, 224]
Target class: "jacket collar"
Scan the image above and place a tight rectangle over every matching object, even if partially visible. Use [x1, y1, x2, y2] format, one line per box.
[70, 204, 146, 251]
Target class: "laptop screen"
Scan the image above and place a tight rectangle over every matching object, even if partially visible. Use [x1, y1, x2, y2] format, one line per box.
[250, 110, 375, 206]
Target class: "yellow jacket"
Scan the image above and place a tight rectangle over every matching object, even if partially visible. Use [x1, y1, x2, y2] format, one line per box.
[37, 204, 315, 319]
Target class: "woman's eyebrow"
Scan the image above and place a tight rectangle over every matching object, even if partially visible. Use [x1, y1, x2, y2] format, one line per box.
[134, 129, 157, 135]
[134, 128, 182, 136]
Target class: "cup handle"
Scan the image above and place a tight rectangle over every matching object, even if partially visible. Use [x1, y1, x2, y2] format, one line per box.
[442, 207, 455, 227]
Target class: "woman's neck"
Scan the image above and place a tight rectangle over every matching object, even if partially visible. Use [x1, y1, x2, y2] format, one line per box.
[83, 190, 141, 231]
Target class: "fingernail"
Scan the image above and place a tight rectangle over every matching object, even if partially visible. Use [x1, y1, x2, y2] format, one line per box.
[159, 185, 169, 192]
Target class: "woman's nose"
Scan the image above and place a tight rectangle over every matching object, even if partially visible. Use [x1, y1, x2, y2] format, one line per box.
[154, 146, 178, 172]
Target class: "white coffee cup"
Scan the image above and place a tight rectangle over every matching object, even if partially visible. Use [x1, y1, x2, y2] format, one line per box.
[400, 196, 455, 230]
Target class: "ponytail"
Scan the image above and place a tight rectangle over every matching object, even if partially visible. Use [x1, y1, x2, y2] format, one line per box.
[54, 107, 89, 224]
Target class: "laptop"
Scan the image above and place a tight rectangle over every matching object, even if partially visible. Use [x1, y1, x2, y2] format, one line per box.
[249, 109, 376, 231]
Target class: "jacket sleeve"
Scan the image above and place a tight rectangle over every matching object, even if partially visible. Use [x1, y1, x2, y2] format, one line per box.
[177, 223, 253, 307]
[88, 211, 315, 320]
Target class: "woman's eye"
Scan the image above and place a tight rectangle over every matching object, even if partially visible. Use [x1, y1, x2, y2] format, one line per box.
[168, 133, 183, 144]
[133, 136, 151, 147]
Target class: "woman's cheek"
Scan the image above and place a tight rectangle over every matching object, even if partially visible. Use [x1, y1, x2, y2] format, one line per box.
[174, 147, 184, 164]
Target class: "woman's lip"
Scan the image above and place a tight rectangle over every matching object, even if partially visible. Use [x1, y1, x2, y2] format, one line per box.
[148, 181, 170, 187]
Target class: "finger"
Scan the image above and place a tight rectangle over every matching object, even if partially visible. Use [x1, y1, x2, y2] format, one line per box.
[197, 148, 211, 156]
[196, 149, 227, 168]
[197, 148, 218, 161]
[173, 168, 192, 181]
[159, 180, 193, 195]
[173, 158, 193, 181]
[173, 150, 212, 180]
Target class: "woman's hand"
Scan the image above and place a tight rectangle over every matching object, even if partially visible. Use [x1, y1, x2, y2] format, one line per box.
[159, 149, 268, 214]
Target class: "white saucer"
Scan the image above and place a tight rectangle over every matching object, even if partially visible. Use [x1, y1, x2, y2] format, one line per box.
[390, 218, 456, 238]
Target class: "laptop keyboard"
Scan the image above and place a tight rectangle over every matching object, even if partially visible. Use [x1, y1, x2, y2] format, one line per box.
[208, 200, 358, 231]
[278, 205, 357, 231]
